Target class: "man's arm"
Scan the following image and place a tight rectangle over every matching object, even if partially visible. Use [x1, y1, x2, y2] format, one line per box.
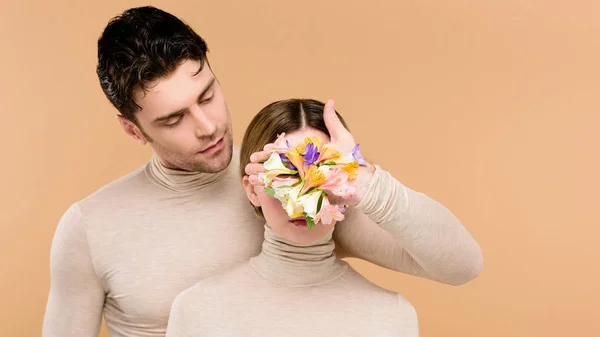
[42, 203, 105, 337]
[333, 165, 483, 286]
[244, 99, 482, 286]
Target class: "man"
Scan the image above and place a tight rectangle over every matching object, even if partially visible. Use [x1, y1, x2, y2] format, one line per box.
[43, 6, 482, 337]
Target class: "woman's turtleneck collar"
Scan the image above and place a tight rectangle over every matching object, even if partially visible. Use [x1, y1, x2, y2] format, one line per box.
[145, 154, 229, 192]
[250, 224, 348, 287]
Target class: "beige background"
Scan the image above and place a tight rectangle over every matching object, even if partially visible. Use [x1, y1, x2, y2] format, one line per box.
[1, 0, 599, 336]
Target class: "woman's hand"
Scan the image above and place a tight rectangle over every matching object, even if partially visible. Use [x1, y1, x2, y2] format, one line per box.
[244, 99, 375, 206]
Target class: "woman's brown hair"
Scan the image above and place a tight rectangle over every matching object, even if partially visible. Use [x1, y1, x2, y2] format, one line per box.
[240, 98, 350, 217]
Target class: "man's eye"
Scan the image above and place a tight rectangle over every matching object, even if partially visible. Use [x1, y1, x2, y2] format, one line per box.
[199, 94, 214, 104]
[165, 116, 183, 127]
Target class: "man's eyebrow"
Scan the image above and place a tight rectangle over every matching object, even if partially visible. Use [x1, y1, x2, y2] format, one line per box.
[153, 78, 216, 123]
[197, 78, 216, 100]
[153, 110, 185, 123]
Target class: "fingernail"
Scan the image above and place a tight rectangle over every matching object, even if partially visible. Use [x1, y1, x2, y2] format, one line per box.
[251, 154, 257, 162]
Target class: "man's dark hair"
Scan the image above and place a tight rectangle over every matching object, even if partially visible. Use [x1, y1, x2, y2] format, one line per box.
[96, 6, 209, 122]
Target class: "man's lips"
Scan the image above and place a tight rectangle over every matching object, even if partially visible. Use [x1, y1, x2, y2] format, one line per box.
[198, 137, 223, 153]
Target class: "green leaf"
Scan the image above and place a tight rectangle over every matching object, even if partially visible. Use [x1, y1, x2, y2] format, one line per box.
[264, 187, 275, 197]
[304, 187, 315, 195]
[316, 193, 324, 213]
[324, 161, 337, 165]
[306, 216, 315, 231]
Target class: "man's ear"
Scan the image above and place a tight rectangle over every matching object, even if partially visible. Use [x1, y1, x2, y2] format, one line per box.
[116, 115, 148, 145]
[242, 175, 261, 207]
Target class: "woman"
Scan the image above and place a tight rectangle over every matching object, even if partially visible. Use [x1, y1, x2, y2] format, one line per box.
[165, 99, 419, 336]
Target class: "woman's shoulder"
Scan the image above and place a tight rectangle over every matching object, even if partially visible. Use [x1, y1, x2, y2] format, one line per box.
[338, 267, 418, 328]
[172, 262, 255, 306]
[340, 266, 416, 305]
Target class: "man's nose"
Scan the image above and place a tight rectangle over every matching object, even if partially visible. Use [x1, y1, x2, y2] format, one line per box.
[189, 104, 217, 137]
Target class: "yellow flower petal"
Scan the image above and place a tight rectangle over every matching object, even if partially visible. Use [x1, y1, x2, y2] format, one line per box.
[285, 149, 305, 176]
[341, 161, 359, 180]
[293, 136, 323, 155]
[317, 147, 341, 163]
[301, 165, 326, 194]
[303, 136, 322, 150]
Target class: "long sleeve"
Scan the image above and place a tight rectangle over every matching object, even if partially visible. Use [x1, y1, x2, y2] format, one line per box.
[42, 203, 105, 337]
[333, 165, 483, 286]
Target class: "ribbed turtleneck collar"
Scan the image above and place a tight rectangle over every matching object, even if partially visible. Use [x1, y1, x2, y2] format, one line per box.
[145, 154, 229, 192]
[250, 225, 347, 287]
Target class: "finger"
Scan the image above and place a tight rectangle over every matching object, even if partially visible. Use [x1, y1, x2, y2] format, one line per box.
[250, 150, 273, 163]
[248, 174, 262, 186]
[245, 162, 266, 175]
[323, 99, 346, 140]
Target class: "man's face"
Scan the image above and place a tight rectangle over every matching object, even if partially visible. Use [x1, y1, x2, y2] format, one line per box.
[127, 59, 233, 173]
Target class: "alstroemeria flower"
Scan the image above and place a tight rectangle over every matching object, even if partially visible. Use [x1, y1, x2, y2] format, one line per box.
[300, 165, 326, 194]
[352, 143, 367, 166]
[285, 149, 305, 176]
[335, 151, 356, 165]
[317, 146, 341, 163]
[271, 176, 300, 189]
[298, 190, 323, 219]
[273, 185, 292, 200]
[306, 136, 322, 150]
[283, 184, 304, 218]
[287, 180, 303, 199]
[261, 152, 297, 185]
[285, 199, 304, 218]
[261, 135, 363, 230]
[264, 151, 291, 171]
[319, 166, 349, 192]
[294, 136, 323, 155]
[279, 153, 297, 170]
[303, 142, 320, 166]
[264, 133, 291, 154]
[341, 161, 359, 180]
[315, 204, 345, 225]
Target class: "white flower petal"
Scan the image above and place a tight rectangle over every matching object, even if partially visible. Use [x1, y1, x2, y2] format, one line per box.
[336, 152, 355, 164]
[263, 152, 287, 171]
[299, 191, 322, 218]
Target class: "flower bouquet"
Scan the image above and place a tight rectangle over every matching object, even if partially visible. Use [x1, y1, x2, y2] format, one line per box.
[258, 133, 367, 230]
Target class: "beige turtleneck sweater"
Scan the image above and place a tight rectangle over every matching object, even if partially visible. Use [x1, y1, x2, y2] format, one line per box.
[165, 225, 419, 337]
[42, 146, 481, 337]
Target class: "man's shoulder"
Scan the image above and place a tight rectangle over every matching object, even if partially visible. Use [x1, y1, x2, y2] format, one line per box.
[54, 161, 150, 224]
[78, 161, 151, 208]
